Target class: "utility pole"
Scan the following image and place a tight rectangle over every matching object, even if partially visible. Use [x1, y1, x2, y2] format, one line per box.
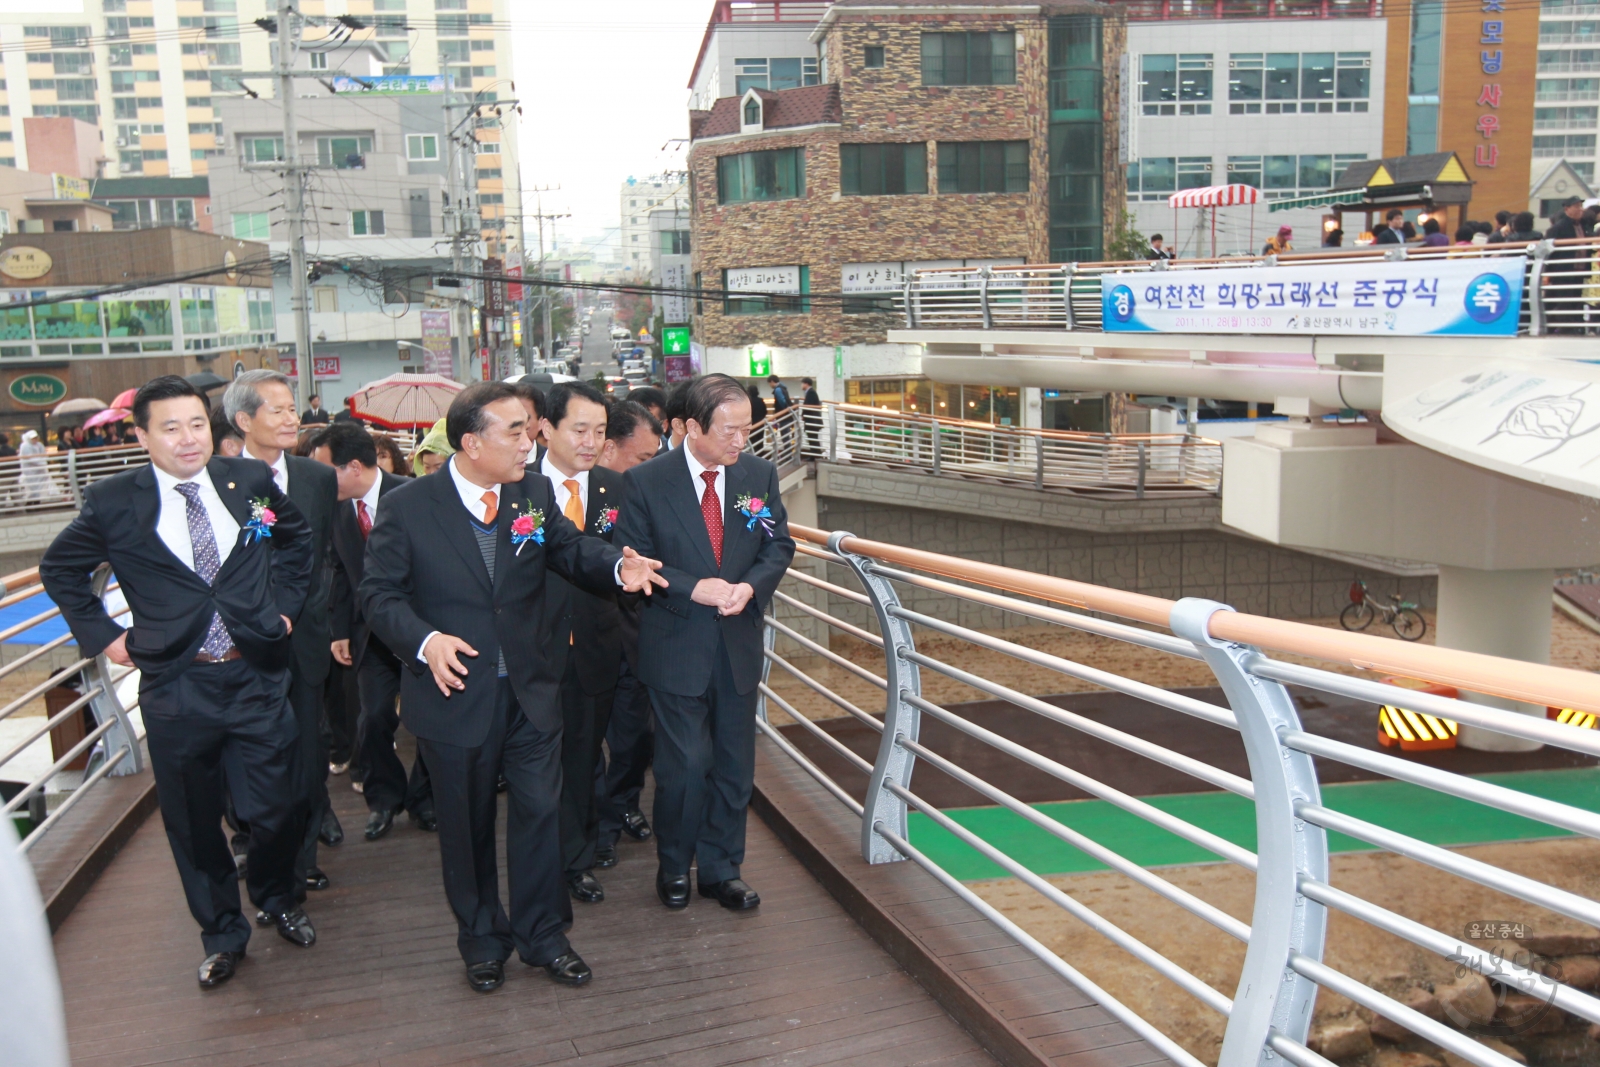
[443, 83, 483, 381]
[525, 186, 567, 364]
[277, 0, 312, 393]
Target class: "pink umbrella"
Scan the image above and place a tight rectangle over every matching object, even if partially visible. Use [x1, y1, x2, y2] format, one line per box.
[82, 407, 131, 429]
[111, 388, 138, 410]
[346, 373, 465, 430]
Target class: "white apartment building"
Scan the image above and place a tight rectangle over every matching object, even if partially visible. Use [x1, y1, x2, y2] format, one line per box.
[618, 173, 687, 275]
[1536, 2, 1600, 191]
[686, 4, 823, 112]
[1123, 16, 1388, 256]
[0, 0, 520, 249]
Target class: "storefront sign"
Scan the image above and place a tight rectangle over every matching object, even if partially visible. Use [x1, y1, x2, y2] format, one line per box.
[660, 256, 690, 325]
[726, 266, 800, 295]
[1100, 259, 1524, 337]
[331, 74, 447, 94]
[662, 326, 690, 356]
[842, 262, 907, 294]
[747, 347, 771, 377]
[278, 355, 341, 380]
[52, 174, 90, 200]
[664, 356, 694, 383]
[420, 309, 452, 376]
[1476, 1, 1506, 168]
[0, 246, 52, 280]
[8, 373, 66, 407]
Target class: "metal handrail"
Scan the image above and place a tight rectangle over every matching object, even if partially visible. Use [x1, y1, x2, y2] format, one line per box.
[0, 443, 146, 521]
[761, 522, 1600, 1067]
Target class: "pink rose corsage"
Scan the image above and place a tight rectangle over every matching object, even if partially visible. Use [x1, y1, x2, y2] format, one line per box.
[734, 493, 775, 537]
[243, 498, 277, 545]
[510, 510, 545, 555]
[594, 507, 618, 534]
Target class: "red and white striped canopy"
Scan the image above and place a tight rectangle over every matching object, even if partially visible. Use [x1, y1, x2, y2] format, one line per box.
[1167, 184, 1261, 208]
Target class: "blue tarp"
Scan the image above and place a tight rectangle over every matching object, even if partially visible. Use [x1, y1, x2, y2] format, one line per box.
[0, 591, 75, 646]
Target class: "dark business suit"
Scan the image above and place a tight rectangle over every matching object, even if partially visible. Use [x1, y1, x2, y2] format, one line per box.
[596, 571, 652, 852]
[41, 457, 313, 955]
[535, 453, 625, 876]
[360, 462, 622, 966]
[614, 449, 794, 883]
[329, 469, 431, 817]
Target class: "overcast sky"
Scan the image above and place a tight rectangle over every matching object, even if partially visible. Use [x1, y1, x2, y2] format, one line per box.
[510, 0, 712, 258]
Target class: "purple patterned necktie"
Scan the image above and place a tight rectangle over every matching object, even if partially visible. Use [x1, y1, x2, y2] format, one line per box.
[174, 482, 234, 658]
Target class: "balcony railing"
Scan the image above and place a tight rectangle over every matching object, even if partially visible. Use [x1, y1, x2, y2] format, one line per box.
[762, 523, 1600, 1067]
[1114, 0, 1383, 19]
[708, 0, 831, 23]
[899, 238, 1600, 337]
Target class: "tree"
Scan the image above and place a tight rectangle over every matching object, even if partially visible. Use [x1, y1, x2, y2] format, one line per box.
[1105, 210, 1148, 263]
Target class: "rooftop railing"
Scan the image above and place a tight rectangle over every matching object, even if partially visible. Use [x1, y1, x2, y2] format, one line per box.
[901, 237, 1600, 338]
[762, 523, 1600, 1067]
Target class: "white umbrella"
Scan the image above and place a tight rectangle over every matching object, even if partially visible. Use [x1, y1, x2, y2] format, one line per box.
[345, 373, 464, 430]
[51, 397, 107, 417]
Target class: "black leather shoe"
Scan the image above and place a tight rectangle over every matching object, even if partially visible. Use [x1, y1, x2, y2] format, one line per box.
[495, 774, 508, 794]
[198, 950, 243, 989]
[254, 910, 272, 927]
[594, 844, 618, 868]
[319, 809, 344, 846]
[566, 870, 604, 903]
[543, 951, 592, 986]
[410, 808, 438, 832]
[304, 866, 330, 891]
[364, 808, 395, 841]
[270, 908, 317, 947]
[466, 959, 504, 993]
[620, 808, 652, 840]
[699, 878, 761, 911]
[656, 869, 690, 910]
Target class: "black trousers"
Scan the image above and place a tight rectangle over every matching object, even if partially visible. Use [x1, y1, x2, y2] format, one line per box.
[289, 671, 330, 901]
[558, 652, 614, 874]
[142, 659, 303, 955]
[416, 679, 571, 967]
[355, 640, 433, 816]
[647, 638, 757, 885]
[596, 659, 653, 850]
[322, 659, 358, 770]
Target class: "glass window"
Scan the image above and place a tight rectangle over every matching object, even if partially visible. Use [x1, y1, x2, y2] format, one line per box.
[716, 147, 805, 204]
[840, 142, 928, 196]
[232, 211, 269, 239]
[1410, 0, 1442, 97]
[0, 300, 30, 341]
[242, 136, 283, 162]
[1227, 155, 1263, 188]
[350, 209, 386, 236]
[1297, 154, 1332, 188]
[922, 31, 1016, 86]
[1263, 155, 1297, 189]
[1301, 52, 1334, 99]
[1178, 156, 1212, 189]
[104, 298, 171, 337]
[181, 290, 217, 334]
[1266, 53, 1299, 100]
[1135, 156, 1176, 194]
[1336, 52, 1371, 99]
[405, 133, 437, 160]
[936, 141, 1029, 193]
[744, 98, 761, 126]
[33, 301, 101, 338]
[865, 45, 885, 68]
[317, 136, 373, 167]
[1142, 53, 1177, 109]
[770, 57, 803, 90]
[1178, 54, 1213, 101]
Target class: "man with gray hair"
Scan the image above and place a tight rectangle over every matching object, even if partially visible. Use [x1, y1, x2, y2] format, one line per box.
[225, 369, 342, 902]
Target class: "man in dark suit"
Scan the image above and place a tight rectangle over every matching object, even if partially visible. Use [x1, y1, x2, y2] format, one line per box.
[593, 401, 667, 866]
[323, 422, 433, 841]
[614, 374, 795, 911]
[800, 377, 822, 457]
[226, 370, 342, 901]
[534, 382, 623, 903]
[360, 382, 666, 993]
[41, 375, 316, 988]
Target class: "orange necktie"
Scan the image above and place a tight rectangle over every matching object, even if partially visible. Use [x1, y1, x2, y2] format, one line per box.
[563, 479, 584, 529]
[480, 490, 498, 526]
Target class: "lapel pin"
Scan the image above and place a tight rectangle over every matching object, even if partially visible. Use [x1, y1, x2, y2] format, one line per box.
[599, 486, 606, 494]
[227, 482, 236, 489]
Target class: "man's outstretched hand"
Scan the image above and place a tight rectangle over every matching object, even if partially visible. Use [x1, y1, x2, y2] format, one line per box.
[619, 546, 668, 595]
[422, 633, 478, 696]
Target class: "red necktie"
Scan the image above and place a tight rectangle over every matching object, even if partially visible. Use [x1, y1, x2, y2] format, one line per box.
[700, 469, 723, 568]
[356, 500, 372, 540]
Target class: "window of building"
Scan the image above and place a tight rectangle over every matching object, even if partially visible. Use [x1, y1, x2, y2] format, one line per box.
[479, 194, 504, 204]
[232, 211, 270, 240]
[1538, 77, 1600, 100]
[118, 150, 142, 173]
[733, 56, 820, 94]
[243, 137, 283, 161]
[661, 230, 691, 254]
[436, 14, 469, 36]
[840, 142, 928, 195]
[406, 133, 438, 160]
[350, 210, 386, 236]
[1137, 54, 1213, 114]
[1534, 133, 1599, 157]
[936, 141, 1028, 193]
[436, 0, 466, 8]
[52, 53, 93, 74]
[313, 287, 338, 313]
[142, 149, 167, 161]
[1408, 0, 1443, 152]
[743, 97, 761, 126]
[865, 46, 885, 69]
[317, 136, 373, 168]
[922, 31, 1016, 86]
[309, 52, 328, 70]
[439, 41, 470, 64]
[723, 266, 810, 315]
[477, 168, 502, 179]
[106, 198, 197, 229]
[716, 147, 805, 204]
[108, 44, 131, 66]
[1126, 156, 1214, 199]
[1227, 51, 1369, 113]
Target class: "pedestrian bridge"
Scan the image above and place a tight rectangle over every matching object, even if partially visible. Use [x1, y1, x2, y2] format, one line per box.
[10, 510, 1600, 1066]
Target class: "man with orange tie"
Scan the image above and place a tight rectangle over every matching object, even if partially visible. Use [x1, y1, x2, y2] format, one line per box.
[535, 382, 625, 904]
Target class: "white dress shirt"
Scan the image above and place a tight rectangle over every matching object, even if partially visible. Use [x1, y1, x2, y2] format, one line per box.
[682, 444, 726, 512]
[241, 444, 289, 495]
[354, 468, 383, 524]
[540, 453, 588, 522]
[152, 464, 240, 572]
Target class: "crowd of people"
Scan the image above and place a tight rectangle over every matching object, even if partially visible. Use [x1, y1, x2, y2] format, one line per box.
[38, 368, 796, 995]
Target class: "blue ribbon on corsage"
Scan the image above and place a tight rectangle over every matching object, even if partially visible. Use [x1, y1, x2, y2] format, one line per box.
[735, 493, 775, 537]
[243, 497, 277, 545]
[510, 509, 546, 556]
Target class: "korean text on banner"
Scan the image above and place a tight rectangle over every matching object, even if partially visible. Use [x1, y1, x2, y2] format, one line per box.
[419, 309, 453, 376]
[1100, 258, 1525, 337]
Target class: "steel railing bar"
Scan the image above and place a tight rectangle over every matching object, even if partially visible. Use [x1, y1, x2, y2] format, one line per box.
[783, 566, 873, 606]
[772, 590, 884, 647]
[867, 562, 1202, 659]
[0, 630, 78, 682]
[0, 583, 45, 612]
[1297, 876, 1600, 1026]
[897, 733, 1251, 942]
[0, 605, 65, 646]
[17, 746, 128, 853]
[903, 691, 1258, 870]
[755, 717, 865, 816]
[0, 658, 94, 727]
[1265, 1033, 1338, 1067]
[872, 822, 1209, 1067]
[893, 607, 1238, 729]
[1295, 802, 1600, 930]
[1283, 729, 1600, 840]
[901, 647, 1252, 796]
[764, 650, 883, 731]
[884, 778, 1234, 1016]
[764, 616, 888, 690]
[1289, 954, 1520, 1067]
[0, 684, 106, 772]
[1, 713, 116, 816]
[759, 685, 874, 774]
[1242, 655, 1600, 744]
[794, 542, 848, 566]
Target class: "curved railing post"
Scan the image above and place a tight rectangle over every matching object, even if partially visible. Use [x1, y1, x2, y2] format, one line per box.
[85, 564, 142, 777]
[830, 529, 923, 864]
[1528, 240, 1551, 336]
[978, 267, 993, 330]
[757, 621, 775, 725]
[1170, 598, 1328, 1066]
[1062, 263, 1077, 330]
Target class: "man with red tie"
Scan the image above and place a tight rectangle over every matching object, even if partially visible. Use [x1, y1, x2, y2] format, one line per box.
[614, 374, 795, 911]
[323, 423, 434, 840]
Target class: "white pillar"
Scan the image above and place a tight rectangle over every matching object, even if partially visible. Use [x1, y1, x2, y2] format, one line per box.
[1435, 565, 1555, 752]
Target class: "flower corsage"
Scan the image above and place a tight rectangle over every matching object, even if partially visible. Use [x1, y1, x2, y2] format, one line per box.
[510, 510, 545, 555]
[593, 507, 618, 535]
[243, 497, 277, 545]
[734, 493, 775, 537]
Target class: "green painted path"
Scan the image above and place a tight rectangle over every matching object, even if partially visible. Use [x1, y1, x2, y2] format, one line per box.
[906, 767, 1600, 882]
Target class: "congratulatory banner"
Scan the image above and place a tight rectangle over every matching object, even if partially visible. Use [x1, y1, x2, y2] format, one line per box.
[1100, 258, 1524, 337]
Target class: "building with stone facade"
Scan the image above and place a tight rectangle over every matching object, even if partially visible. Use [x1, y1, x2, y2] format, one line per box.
[687, 0, 1122, 427]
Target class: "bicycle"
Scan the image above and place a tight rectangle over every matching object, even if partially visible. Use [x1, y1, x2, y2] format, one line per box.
[1340, 580, 1427, 641]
